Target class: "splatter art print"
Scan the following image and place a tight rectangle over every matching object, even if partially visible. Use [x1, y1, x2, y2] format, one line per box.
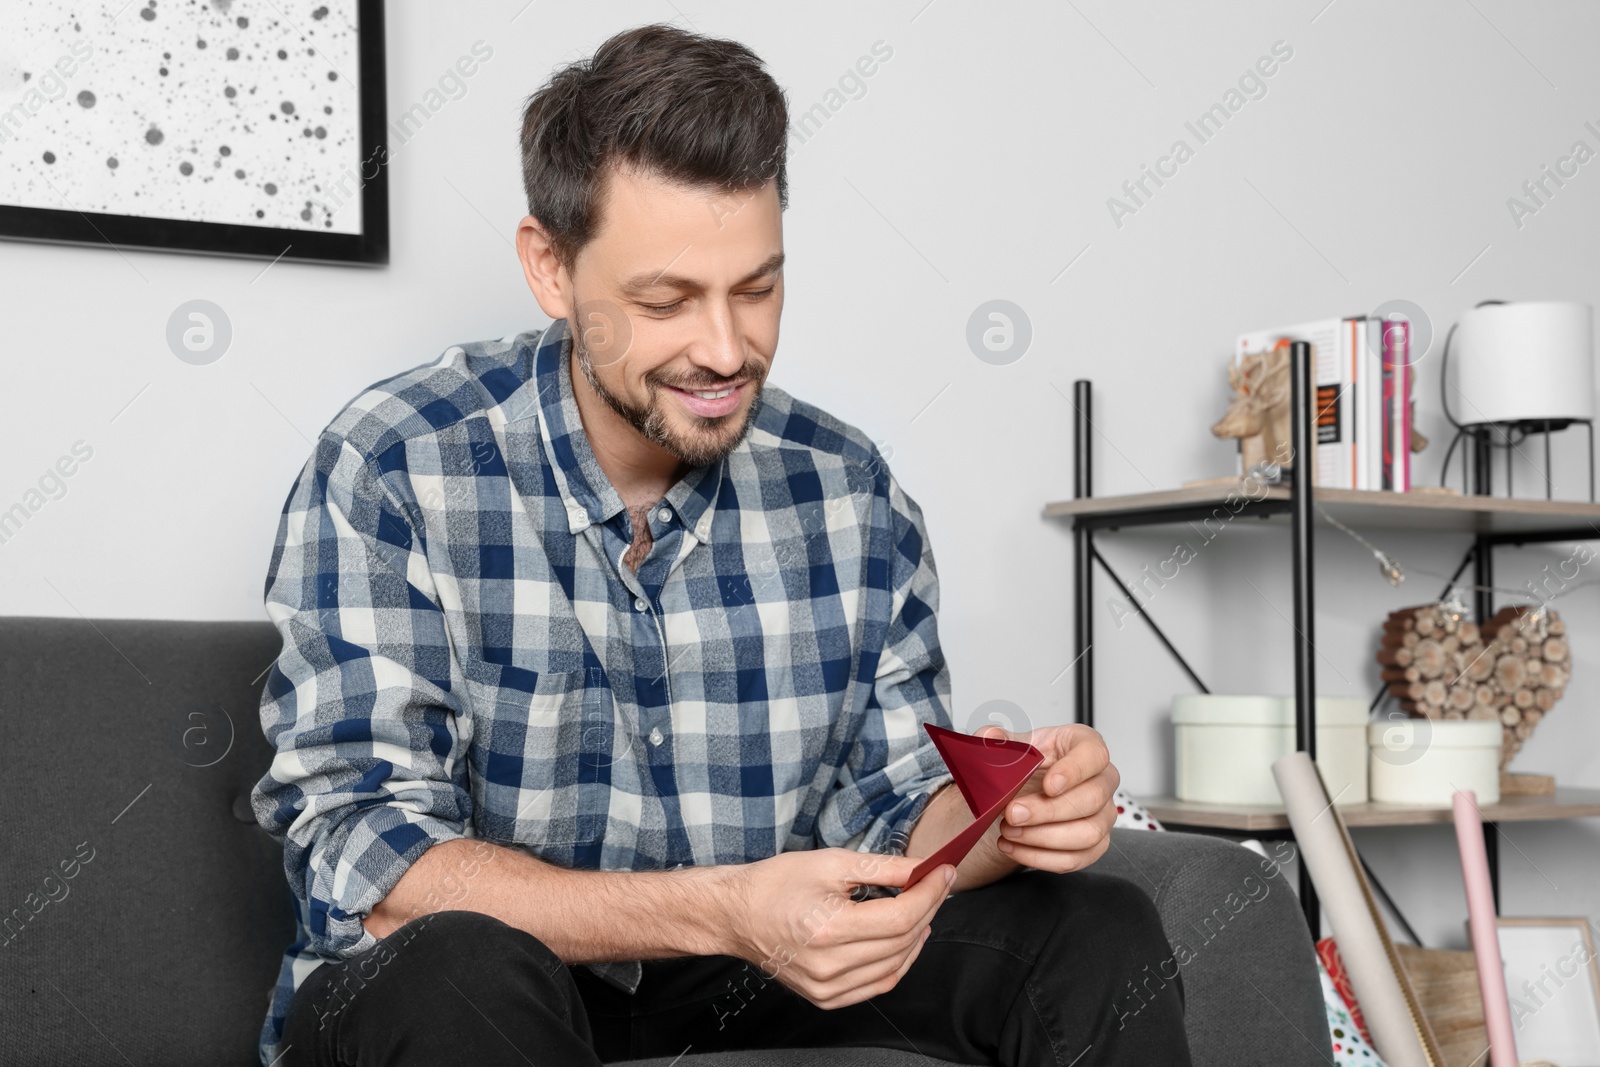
[0, 0, 387, 263]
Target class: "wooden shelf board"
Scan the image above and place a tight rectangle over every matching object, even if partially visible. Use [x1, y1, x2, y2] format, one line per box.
[1044, 486, 1600, 536]
[1139, 787, 1600, 832]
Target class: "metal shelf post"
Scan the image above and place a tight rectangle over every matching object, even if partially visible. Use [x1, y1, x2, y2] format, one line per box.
[1471, 428, 1502, 913]
[1288, 341, 1321, 935]
[1073, 380, 1094, 727]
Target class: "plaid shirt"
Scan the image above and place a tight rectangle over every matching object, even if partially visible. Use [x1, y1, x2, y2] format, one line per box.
[250, 317, 956, 1064]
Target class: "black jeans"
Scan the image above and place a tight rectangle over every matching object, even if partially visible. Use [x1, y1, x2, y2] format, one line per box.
[281, 866, 1192, 1066]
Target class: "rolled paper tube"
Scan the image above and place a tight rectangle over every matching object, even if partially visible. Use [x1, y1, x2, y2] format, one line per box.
[1452, 790, 1519, 1067]
[1273, 751, 1443, 1067]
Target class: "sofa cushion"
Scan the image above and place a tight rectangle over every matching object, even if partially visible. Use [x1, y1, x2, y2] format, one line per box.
[0, 617, 294, 1066]
[1091, 826, 1328, 1065]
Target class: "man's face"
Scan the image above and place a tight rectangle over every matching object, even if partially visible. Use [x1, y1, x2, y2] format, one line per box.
[563, 167, 784, 468]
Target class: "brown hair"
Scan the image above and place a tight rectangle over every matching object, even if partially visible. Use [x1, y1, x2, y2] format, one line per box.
[519, 23, 789, 266]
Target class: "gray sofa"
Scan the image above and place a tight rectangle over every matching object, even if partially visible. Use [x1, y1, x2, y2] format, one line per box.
[0, 617, 1328, 1065]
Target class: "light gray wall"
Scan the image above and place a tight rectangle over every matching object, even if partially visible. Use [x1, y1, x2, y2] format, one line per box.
[3, 0, 1597, 945]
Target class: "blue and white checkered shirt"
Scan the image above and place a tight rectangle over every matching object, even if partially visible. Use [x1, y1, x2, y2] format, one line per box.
[251, 317, 956, 1064]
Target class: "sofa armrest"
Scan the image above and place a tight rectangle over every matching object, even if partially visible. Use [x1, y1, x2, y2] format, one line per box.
[1092, 828, 1329, 1067]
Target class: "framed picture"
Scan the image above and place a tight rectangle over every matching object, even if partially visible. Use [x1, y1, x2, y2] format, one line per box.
[1498, 916, 1600, 1066]
[0, 0, 388, 264]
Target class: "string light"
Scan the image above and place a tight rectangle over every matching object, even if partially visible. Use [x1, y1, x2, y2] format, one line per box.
[1314, 502, 1591, 611]
[1522, 606, 1550, 641]
[1317, 505, 1408, 585]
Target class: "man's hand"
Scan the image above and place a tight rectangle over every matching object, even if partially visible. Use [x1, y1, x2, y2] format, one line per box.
[978, 723, 1120, 874]
[724, 848, 956, 1010]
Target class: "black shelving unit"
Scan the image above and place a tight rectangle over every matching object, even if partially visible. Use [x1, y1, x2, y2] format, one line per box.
[1062, 344, 1600, 935]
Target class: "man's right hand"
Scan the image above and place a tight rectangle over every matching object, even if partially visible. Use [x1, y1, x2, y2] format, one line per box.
[724, 849, 956, 1010]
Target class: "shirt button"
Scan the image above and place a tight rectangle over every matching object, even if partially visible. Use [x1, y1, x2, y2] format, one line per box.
[649, 727, 665, 746]
[657, 507, 672, 523]
[634, 597, 649, 612]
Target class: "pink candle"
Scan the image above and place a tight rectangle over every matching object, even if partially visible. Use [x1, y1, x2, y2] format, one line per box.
[1453, 790, 1518, 1067]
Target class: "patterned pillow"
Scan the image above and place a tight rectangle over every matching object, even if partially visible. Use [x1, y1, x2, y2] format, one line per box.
[1320, 959, 1388, 1065]
[1111, 789, 1163, 830]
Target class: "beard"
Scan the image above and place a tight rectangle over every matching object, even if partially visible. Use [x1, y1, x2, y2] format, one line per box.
[571, 328, 767, 469]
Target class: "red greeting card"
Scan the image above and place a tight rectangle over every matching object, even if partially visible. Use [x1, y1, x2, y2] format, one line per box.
[904, 724, 1045, 888]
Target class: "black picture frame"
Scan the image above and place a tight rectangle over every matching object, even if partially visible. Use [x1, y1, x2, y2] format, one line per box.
[0, 0, 389, 266]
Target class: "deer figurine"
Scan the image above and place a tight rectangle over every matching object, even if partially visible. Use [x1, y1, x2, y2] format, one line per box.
[1212, 342, 1293, 475]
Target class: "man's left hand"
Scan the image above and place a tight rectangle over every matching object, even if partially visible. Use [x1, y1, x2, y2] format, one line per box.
[976, 723, 1120, 874]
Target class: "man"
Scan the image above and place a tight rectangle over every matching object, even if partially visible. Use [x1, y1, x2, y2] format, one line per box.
[253, 23, 1190, 1067]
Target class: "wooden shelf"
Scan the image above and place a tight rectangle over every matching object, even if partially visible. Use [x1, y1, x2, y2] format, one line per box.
[1044, 486, 1600, 537]
[1139, 787, 1600, 832]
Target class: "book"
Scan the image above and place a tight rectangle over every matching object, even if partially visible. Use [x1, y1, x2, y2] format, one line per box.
[1401, 321, 1414, 495]
[1237, 319, 1348, 487]
[1337, 314, 1409, 493]
[1237, 316, 1413, 492]
[1384, 326, 1397, 490]
[1362, 316, 1386, 492]
[1343, 317, 1370, 490]
[1379, 316, 1412, 492]
[1233, 318, 1403, 491]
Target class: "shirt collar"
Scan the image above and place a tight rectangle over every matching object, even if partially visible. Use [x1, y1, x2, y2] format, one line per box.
[663, 453, 725, 545]
[531, 318, 726, 544]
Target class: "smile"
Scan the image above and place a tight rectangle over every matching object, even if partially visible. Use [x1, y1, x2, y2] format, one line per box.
[665, 381, 745, 418]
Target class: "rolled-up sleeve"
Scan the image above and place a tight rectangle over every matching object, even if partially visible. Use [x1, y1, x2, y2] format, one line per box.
[815, 459, 955, 857]
[251, 433, 470, 961]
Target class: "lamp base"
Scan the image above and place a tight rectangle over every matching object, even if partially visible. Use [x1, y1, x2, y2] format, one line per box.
[1449, 418, 1594, 502]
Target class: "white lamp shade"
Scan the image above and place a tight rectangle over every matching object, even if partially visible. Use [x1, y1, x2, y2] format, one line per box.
[1452, 301, 1594, 425]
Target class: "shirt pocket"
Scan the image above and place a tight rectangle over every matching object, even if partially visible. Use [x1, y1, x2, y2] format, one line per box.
[463, 665, 621, 867]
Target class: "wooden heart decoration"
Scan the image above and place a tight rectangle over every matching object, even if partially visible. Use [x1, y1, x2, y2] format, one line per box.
[1377, 603, 1569, 769]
